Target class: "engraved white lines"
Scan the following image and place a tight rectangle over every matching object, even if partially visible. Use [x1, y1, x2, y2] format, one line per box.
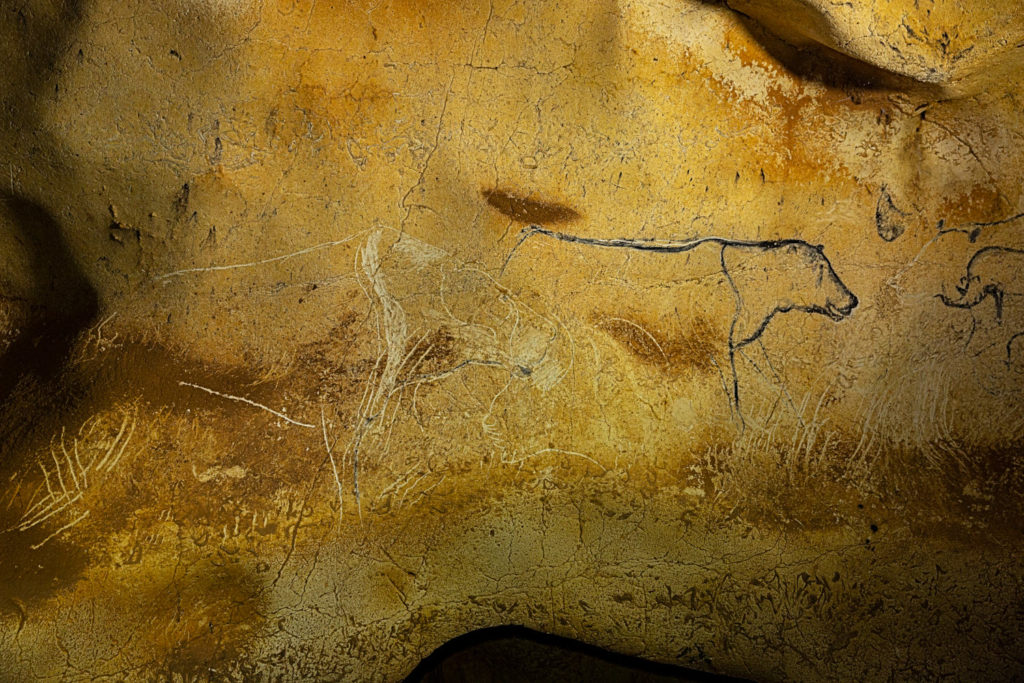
[153, 231, 370, 281]
[14, 406, 138, 549]
[177, 381, 316, 429]
[321, 403, 344, 524]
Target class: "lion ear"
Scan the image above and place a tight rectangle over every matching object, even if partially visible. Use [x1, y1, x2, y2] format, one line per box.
[815, 244, 825, 253]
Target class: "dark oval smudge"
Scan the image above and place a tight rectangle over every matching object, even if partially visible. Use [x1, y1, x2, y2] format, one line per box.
[482, 188, 580, 225]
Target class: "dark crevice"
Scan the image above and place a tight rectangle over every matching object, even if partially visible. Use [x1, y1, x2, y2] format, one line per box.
[405, 625, 756, 683]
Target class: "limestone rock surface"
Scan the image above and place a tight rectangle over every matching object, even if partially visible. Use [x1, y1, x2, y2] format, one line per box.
[1, 0, 1023, 680]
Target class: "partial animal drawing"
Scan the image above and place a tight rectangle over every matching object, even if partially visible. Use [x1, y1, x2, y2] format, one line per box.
[937, 246, 1024, 366]
[937, 212, 1024, 243]
[506, 225, 859, 424]
[349, 230, 574, 501]
[876, 184, 909, 242]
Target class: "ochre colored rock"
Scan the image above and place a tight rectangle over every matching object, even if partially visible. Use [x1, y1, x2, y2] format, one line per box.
[2, 0, 1023, 679]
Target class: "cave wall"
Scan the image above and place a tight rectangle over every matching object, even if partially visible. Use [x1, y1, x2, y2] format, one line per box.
[1, 0, 1023, 679]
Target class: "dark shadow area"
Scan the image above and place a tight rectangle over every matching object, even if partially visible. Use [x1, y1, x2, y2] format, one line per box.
[732, 14, 939, 95]
[0, 195, 98, 444]
[0, 195, 98, 615]
[0, 1, 92, 417]
[704, 0, 946, 96]
[405, 626, 756, 683]
[1, 0, 85, 99]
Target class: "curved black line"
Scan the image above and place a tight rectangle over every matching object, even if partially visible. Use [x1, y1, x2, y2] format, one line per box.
[720, 242, 745, 425]
[515, 225, 857, 426]
[965, 246, 1024, 269]
[521, 224, 820, 255]
[937, 246, 1024, 369]
[937, 247, 1024, 312]
[1007, 331, 1024, 366]
[938, 212, 1024, 242]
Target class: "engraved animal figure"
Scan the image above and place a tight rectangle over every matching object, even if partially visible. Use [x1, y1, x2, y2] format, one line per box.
[509, 226, 859, 423]
[938, 246, 1024, 365]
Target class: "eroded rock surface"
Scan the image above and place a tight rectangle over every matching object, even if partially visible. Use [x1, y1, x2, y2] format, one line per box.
[1, 0, 1023, 680]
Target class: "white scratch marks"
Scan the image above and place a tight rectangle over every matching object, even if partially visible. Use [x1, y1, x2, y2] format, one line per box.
[178, 381, 315, 428]
[505, 447, 606, 472]
[30, 510, 90, 551]
[13, 406, 139, 544]
[321, 404, 344, 524]
[153, 232, 368, 281]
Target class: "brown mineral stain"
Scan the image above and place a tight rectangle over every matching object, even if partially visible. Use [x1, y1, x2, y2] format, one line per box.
[936, 183, 1012, 231]
[631, 24, 863, 191]
[594, 314, 722, 376]
[652, 20, 916, 195]
[406, 326, 460, 375]
[73, 340, 277, 415]
[482, 188, 581, 225]
[722, 22, 790, 81]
